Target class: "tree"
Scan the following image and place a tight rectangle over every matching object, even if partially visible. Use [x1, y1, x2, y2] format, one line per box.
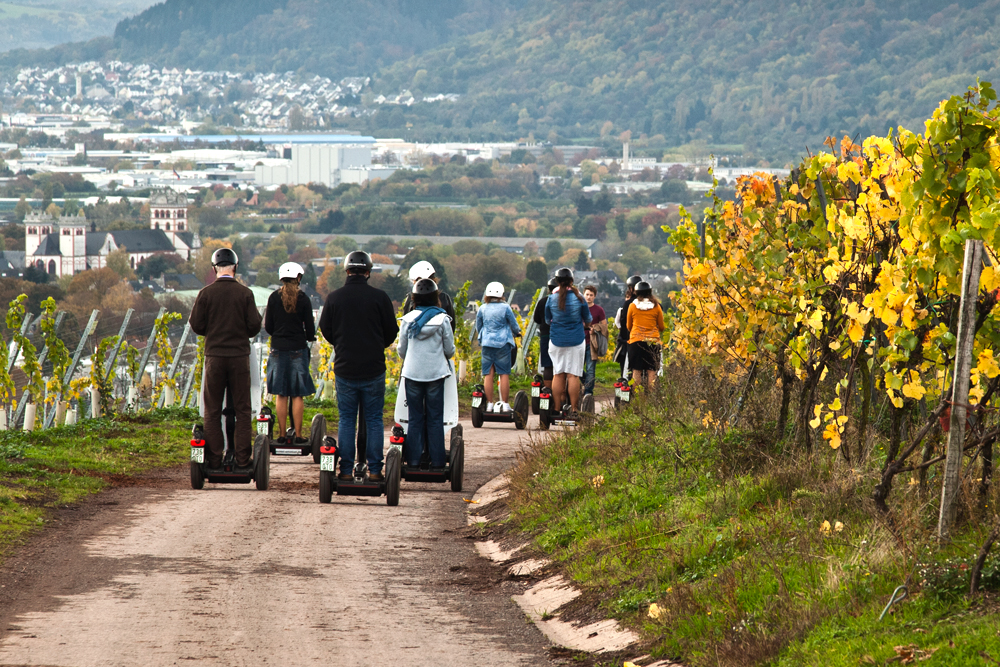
[574, 250, 591, 271]
[14, 196, 31, 223]
[525, 259, 548, 287]
[544, 240, 563, 262]
[661, 179, 690, 203]
[136, 253, 185, 280]
[302, 261, 318, 289]
[106, 246, 136, 280]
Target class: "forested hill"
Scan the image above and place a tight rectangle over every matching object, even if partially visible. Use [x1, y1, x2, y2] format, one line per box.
[368, 0, 1000, 160]
[111, 0, 526, 76]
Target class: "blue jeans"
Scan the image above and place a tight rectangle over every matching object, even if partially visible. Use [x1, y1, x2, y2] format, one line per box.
[583, 344, 596, 394]
[405, 378, 446, 468]
[335, 373, 386, 474]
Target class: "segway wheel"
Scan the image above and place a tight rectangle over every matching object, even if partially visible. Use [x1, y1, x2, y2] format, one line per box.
[538, 405, 550, 430]
[310, 413, 326, 464]
[254, 434, 270, 490]
[531, 395, 540, 415]
[319, 469, 334, 504]
[450, 436, 464, 492]
[471, 404, 484, 428]
[581, 393, 596, 426]
[513, 390, 529, 430]
[190, 461, 204, 490]
[385, 448, 401, 507]
[614, 396, 621, 411]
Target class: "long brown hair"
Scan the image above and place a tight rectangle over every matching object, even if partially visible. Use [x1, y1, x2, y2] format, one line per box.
[557, 279, 582, 310]
[280, 278, 300, 313]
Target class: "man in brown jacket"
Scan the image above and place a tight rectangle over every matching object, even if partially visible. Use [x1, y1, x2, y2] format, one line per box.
[189, 248, 263, 468]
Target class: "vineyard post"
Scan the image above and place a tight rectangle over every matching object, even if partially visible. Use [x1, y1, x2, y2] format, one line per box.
[11, 312, 64, 428]
[133, 307, 166, 387]
[102, 308, 134, 385]
[158, 321, 190, 408]
[42, 309, 99, 429]
[938, 239, 984, 540]
[5, 313, 34, 375]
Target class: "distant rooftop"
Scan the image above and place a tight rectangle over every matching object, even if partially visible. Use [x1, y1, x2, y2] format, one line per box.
[103, 133, 377, 145]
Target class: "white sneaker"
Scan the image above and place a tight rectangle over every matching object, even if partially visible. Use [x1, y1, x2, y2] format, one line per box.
[486, 402, 494, 413]
[501, 402, 512, 413]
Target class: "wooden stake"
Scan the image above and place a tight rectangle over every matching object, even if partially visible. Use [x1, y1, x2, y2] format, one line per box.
[938, 239, 984, 540]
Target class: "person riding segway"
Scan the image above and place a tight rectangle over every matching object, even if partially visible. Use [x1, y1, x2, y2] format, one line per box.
[627, 281, 666, 391]
[394, 278, 464, 489]
[263, 262, 317, 456]
[317, 250, 402, 504]
[188, 247, 268, 489]
[470, 281, 529, 429]
[530, 276, 559, 414]
[539, 267, 594, 429]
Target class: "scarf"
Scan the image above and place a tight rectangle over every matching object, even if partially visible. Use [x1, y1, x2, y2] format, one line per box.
[408, 306, 446, 338]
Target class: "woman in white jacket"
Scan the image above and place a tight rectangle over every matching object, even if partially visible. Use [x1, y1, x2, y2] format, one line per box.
[398, 278, 455, 470]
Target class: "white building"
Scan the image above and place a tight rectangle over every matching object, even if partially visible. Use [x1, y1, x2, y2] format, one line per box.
[25, 188, 201, 278]
[254, 144, 373, 187]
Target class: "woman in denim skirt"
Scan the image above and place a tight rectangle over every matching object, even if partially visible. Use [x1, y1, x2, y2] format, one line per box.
[475, 281, 521, 413]
[265, 262, 317, 444]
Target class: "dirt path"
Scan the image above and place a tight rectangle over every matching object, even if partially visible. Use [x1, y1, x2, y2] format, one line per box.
[0, 418, 552, 666]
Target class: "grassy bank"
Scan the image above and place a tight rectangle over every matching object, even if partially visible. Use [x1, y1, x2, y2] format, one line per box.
[0, 407, 199, 556]
[506, 368, 1000, 666]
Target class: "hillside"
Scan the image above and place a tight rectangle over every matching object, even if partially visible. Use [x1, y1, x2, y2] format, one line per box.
[366, 0, 1000, 160]
[0, 0, 158, 52]
[111, 0, 526, 77]
[5, 0, 1000, 162]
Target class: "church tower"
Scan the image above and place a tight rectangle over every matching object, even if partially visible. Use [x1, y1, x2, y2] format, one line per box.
[149, 188, 189, 246]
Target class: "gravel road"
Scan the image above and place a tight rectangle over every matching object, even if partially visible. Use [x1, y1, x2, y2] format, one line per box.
[0, 418, 553, 666]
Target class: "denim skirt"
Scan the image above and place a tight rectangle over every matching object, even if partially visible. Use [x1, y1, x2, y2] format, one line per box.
[267, 347, 316, 397]
[481, 343, 513, 376]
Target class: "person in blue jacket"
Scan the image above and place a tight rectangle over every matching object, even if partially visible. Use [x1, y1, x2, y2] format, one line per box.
[475, 281, 521, 413]
[398, 278, 455, 470]
[545, 267, 591, 414]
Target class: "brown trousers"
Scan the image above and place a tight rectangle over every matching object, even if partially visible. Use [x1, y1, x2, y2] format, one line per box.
[203, 355, 253, 466]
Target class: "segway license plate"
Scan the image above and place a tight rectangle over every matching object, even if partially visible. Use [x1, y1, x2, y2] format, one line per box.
[191, 447, 204, 463]
[531, 386, 540, 397]
[539, 398, 550, 410]
[256, 421, 269, 435]
[472, 396, 483, 408]
[621, 392, 631, 403]
[615, 387, 622, 398]
[320, 454, 336, 471]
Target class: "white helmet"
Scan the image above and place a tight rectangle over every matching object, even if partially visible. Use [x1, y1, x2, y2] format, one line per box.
[408, 260, 436, 282]
[484, 281, 505, 299]
[278, 262, 304, 280]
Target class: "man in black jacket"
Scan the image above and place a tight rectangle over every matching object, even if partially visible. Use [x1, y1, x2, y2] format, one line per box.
[319, 251, 399, 481]
[189, 248, 263, 468]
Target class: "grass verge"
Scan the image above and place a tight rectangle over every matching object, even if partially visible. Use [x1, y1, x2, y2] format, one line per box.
[505, 366, 1000, 667]
[0, 407, 199, 558]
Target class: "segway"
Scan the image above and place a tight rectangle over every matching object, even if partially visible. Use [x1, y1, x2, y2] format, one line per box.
[391, 361, 465, 491]
[190, 402, 270, 490]
[259, 403, 326, 459]
[613, 377, 634, 410]
[537, 387, 596, 430]
[190, 344, 269, 490]
[318, 403, 402, 506]
[530, 374, 544, 415]
[470, 386, 529, 429]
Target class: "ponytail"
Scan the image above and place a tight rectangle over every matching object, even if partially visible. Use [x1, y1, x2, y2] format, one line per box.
[280, 278, 300, 313]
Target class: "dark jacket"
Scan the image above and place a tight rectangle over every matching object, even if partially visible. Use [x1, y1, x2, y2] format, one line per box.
[533, 294, 550, 337]
[319, 275, 399, 381]
[189, 276, 263, 357]
[616, 295, 637, 344]
[402, 290, 457, 332]
[265, 289, 316, 351]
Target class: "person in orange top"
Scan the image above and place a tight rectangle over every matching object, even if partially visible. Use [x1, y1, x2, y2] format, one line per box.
[626, 281, 666, 390]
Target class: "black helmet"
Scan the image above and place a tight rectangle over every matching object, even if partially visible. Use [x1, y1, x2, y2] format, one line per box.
[211, 247, 238, 267]
[345, 250, 373, 272]
[554, 266, 574, 282]
[635, 281, 652, 295]
[546, 276, 559, 291]
[626, 275, 642, 288]
[412, 278, 438, 295]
